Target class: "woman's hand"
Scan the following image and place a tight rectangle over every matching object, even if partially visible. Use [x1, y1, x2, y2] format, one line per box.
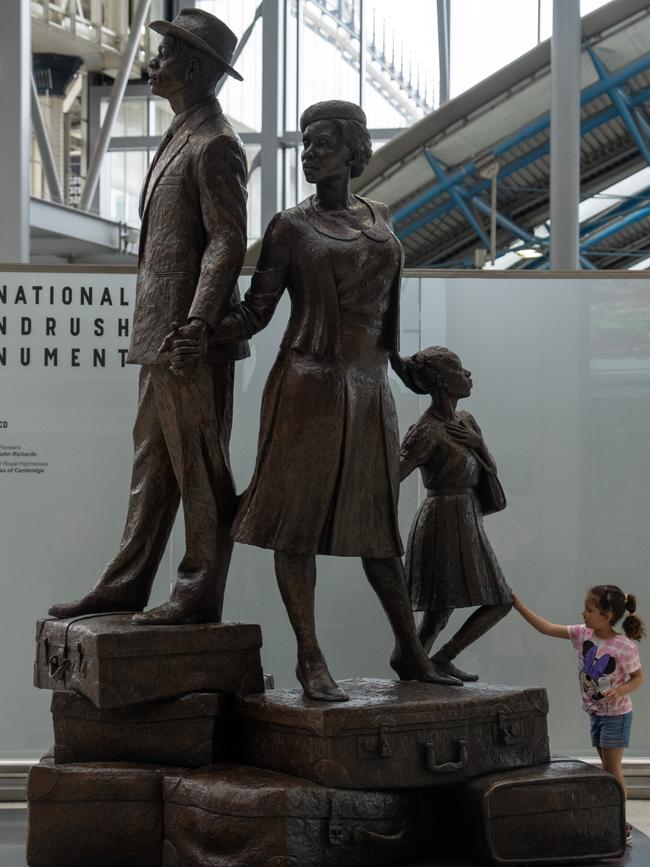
[444, 421, 483, 450]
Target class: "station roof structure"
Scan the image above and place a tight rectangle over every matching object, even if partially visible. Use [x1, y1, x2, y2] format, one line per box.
[352, 0, 650, 270]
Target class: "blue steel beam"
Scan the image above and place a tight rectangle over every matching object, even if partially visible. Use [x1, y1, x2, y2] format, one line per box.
[587, 45, 650, 167]
[393, 50, 650, 226]
[422, 149, 491, 248]
[396, 87, 650, 242]
[419, 153, 597, 269]
[580, 189, 650, 235]
[581, 205, 650, 249]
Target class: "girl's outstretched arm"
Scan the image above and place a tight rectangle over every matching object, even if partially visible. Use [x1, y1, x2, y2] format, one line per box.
[512, 593, 570, 639]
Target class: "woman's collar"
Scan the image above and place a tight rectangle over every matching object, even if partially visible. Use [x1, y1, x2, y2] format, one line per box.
[299, 195, 393, 242]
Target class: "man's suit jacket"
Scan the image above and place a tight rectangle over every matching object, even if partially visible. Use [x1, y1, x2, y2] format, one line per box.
[127, 98, 250, 365]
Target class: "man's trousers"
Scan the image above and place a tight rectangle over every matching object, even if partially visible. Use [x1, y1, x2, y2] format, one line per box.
[91, 362, 237, 620]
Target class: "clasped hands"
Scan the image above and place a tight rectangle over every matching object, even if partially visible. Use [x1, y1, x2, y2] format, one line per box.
[159, 319, 210, 378]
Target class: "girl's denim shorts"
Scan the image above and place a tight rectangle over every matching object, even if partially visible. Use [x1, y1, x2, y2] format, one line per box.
[590, 711, 633, 749]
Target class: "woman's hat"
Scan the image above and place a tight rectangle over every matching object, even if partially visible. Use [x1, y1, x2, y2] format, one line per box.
[300, 100, 367, 132]
[150, 9, 243, 81]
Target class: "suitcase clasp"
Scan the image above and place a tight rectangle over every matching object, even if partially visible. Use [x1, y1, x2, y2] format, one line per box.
[76, 642, 87, 677]
[497, 712, 522, 745]
[328, 820, 345, 846]
[424, 738, 468, 774]
[358, 719, 393, 759]
[48, 655, 71, 681]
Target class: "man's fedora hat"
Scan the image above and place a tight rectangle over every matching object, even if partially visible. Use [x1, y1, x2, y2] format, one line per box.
[150, 9, 243, 81]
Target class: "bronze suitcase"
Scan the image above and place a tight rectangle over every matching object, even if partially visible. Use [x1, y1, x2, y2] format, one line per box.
[52, 690, 232, 766]
[34, 614, 264, 707]
[237, 678, 549, 789]
[162, 762, 429, 867]
[459, 759, 626, 865]
[27, 756, 182, 867]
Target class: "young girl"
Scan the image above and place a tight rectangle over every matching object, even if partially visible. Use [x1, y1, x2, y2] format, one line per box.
[513, 586, 645, 842]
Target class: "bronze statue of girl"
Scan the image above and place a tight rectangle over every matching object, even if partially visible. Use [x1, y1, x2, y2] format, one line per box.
[392, 347, 513, 680]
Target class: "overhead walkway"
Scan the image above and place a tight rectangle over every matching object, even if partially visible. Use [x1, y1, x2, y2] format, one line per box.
[353, 0, 650, 270]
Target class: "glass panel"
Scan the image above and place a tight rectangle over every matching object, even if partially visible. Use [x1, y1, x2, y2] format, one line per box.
[450, 0, 611, 98]
[151, 97, 175, 134]
[246, 144, 262, 242]
[102, 150, 147, 227]
[363, 0, 436, 127]
[196, 0, 263, 132]
[100, 98, 148, 138]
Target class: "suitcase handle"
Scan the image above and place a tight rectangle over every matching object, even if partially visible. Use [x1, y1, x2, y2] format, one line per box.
[352, 826, 406, 847]
[424, 738, 468, 773]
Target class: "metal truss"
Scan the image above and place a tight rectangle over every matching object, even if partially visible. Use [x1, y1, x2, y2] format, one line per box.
[303, 0, 433, 122]
[392, 49, 650, 269]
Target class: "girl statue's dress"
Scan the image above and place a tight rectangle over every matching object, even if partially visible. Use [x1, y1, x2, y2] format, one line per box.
[401, 409, 512, 611]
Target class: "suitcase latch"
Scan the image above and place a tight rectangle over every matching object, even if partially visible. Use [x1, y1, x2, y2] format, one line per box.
[497, 712, 522, 745]
[48, 654, 71, 681]
[328, 820, 345, 845]
[358, 720, 392, 759]
[76, 642, 87, 677]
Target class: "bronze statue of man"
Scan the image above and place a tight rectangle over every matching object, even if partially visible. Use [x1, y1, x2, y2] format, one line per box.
[48, 9, 248, 626]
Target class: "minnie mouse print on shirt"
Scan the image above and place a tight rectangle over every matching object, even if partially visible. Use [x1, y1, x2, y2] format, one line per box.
[567, 624, 641, 715]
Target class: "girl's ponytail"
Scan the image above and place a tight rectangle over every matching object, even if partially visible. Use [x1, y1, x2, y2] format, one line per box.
[622, 593, 646, 641]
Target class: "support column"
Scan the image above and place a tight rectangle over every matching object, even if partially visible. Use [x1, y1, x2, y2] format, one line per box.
[550, 0, 581, 270]
[0, 0, 30, 262]
[80, 0, 152, 212]
[436, 0, 450, 106]
[260, 0, 281, 235]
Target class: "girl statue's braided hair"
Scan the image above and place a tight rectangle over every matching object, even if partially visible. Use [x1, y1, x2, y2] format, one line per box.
[390, 347, 460, 395]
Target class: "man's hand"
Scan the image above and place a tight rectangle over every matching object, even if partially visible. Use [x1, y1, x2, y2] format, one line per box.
[159, 319, 210, 378]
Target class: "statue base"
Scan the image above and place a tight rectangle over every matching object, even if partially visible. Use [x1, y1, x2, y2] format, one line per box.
[51, 690, 233, 767]
[236, 678, 551, 789]
[27, 756, 182, 867]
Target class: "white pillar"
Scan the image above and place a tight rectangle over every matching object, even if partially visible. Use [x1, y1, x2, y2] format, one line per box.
[260, 0, 281, 233]
[550, 0, 581, 270]
[0, 0, 30, 262]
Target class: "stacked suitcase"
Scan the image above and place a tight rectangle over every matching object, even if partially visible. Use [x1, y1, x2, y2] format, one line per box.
[31, 615, 626, 866]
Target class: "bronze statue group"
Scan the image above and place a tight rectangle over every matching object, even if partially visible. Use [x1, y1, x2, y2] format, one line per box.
[46, 7, 644, 845]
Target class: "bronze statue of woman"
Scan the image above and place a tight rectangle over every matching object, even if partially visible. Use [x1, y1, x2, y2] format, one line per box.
[392, 347, 513, 681]
[171, 100, 461, 700]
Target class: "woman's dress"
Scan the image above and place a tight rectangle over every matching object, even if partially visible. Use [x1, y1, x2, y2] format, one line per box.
[218, 196, 404, 558]
[400, 410, 512, 611]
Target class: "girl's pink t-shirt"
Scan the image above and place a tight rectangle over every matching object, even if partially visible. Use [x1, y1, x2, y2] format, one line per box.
[567, 624, 641, 716]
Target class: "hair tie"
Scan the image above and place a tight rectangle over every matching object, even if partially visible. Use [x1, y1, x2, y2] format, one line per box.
[624, 593, 629, 603]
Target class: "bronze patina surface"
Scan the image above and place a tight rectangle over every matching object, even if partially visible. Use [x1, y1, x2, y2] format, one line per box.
[237, 678, 550, 789]
[162, 762, 429, 866]
[47, 9, 248, 627]
[393, 347, 513, 682]
[35, 615, 263, 707]
[51, 691, 233, 767]
[27, 757, 184, 867]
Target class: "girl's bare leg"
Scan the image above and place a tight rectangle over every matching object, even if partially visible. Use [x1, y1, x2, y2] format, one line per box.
[599, 747, 627, 796]
[431, 603, 512, 681]
[274, 551, 348, 701]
